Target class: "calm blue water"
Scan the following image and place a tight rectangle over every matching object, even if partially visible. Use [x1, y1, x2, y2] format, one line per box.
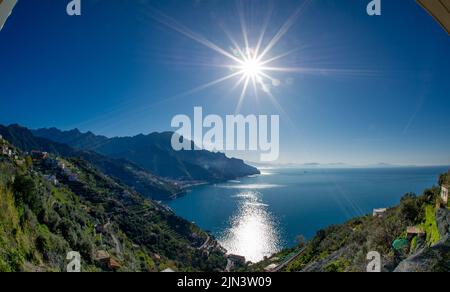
[167, 167, 449, 262]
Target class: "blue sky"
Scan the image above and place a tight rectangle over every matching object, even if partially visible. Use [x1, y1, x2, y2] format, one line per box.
[0, 0, 449, 165]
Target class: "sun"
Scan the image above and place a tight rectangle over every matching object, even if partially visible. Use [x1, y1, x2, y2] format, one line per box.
[239, 55, 264, 78]
[144, 1, 314, 112]
[227, 46, 277, 109]
[227, 46, 281, 112]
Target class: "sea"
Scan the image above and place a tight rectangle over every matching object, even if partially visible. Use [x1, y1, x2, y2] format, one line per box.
[167, 166, 449, 262]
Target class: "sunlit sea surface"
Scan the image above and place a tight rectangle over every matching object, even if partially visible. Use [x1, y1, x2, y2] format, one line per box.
[167, 167, 448, 263]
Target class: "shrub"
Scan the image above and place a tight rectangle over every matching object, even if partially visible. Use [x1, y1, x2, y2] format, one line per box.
[12, 175, 38, 210]
[400, 193, 420, 223]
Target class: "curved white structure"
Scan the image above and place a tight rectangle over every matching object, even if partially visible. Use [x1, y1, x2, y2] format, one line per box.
[0, 0, 17, 31]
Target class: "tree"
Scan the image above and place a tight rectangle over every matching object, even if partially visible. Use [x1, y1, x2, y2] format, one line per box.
[12, 174, 38, 209]
[400, 193, 420, 223]
[439, 172, 449, 186]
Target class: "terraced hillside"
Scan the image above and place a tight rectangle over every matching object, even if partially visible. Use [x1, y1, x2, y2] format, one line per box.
[0, 137, 227, 272]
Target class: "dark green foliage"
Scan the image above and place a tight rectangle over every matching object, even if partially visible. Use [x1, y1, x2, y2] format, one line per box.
[439, 171, 450, 186]
[400, 193, 421, 222]
[12, 175, 37, 209]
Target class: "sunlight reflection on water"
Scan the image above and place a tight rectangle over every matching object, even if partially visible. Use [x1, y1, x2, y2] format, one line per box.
[218, 191, 281, 263]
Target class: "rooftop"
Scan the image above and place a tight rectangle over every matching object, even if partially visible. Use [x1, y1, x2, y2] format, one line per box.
[407, 227, 425, 235]
[228, 254, 246, 263]
[94, 250, 110, 261]
[264, 263, 278, 272]
[108, 257, 121, 270]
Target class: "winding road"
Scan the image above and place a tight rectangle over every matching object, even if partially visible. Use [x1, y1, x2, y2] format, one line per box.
[271, 247, 306, 272]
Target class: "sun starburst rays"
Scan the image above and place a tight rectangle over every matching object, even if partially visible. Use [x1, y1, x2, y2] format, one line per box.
[229, 47, 279, 108]
[143, 1, 315, 113]
[138, 0, 385, 120]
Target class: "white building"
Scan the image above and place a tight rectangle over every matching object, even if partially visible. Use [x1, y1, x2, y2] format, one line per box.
[264, 263, 278, 272]
[0, 0, 18, 31]
[373, 208, 387, 217]
[44, 175, 59, 186]
[1, 145, 8, 155]
[58, 161, 66, 170]
[441, 184, 449, 205]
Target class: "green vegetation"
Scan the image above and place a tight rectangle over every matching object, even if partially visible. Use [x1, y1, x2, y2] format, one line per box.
[323, 257, 351, 272]
[248, 186, 446, 272]
[439, 171, 450, 186]
[0, 140, 227, 272]
[410, 236, 417, 253]
[422, 205, 440, 246]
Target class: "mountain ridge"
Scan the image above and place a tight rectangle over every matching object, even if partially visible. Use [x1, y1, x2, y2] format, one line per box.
[32, 127, 260, 182]
[0, 124, 181, 200]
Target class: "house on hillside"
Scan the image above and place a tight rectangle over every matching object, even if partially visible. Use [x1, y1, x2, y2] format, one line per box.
[264, 263, 278, 272]
[31, 150, 49, 161]
[407, 227, 425, 239]
[108, 257, 121, 271]
[441, 184, 449, 205]
[1, 144, 13, 158]
[373, 208, 387, 218]
[1, 145, 8, 156]
[95, 250, 110, 262]
[57, 161, 66, 170]
[15, 159, 25, 166]
[44, 175, 59, 186]
[94, 250, 121, 271]
[228, 254, 246, 265]
[68, 174, 78, 182]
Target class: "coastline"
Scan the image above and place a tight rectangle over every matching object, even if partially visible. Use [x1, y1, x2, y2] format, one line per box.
[166, 171, 262, 200]
[166, 166, 449, 264]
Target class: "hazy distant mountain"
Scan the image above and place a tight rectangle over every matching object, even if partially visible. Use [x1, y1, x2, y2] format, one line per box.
[33, 128, 260, 181]
[0, 124, 181, 200]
